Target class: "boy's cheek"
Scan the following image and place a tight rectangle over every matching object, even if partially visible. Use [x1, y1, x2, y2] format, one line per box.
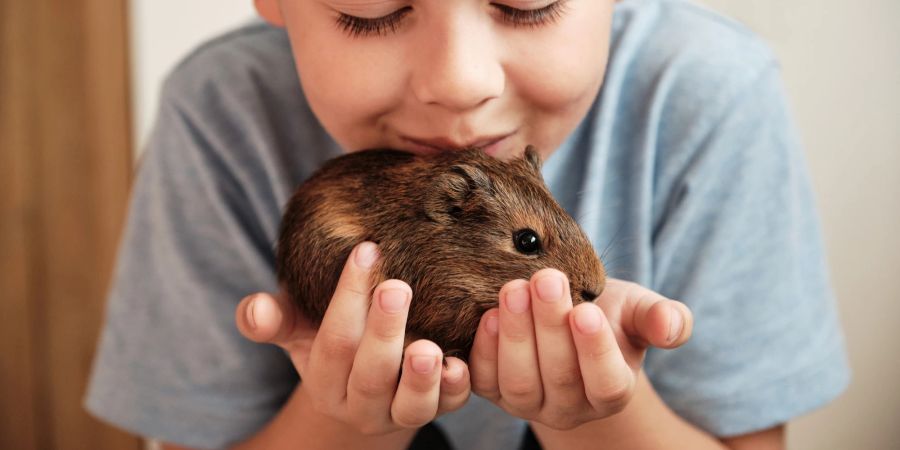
[291, 56, 406, 149]
[508, 26, 612, 110]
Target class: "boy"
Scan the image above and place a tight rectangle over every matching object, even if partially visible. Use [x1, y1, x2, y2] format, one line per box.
[85, 0, 850, 448]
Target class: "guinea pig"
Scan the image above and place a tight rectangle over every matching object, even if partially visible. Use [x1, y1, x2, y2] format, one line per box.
[276, 146, 606, 359]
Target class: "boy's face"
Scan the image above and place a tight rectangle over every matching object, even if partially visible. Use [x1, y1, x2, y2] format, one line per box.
[255, 0, 614, 160]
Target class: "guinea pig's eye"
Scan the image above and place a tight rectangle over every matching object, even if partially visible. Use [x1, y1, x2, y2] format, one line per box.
[513, 229, 541, 255]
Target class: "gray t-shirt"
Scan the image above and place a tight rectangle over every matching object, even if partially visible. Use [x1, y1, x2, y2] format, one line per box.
[84, 0, 851, 448]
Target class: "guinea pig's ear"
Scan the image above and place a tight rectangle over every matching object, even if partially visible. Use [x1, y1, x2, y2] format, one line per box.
[523, 145, 543, 174]
[424, 164, 493, 224]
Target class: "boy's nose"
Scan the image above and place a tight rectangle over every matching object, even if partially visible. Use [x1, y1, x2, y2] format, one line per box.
[409, 18, 505, 112]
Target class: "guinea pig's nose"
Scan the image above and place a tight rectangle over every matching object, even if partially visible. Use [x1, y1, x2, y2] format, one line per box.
[580, 290, 598, 302]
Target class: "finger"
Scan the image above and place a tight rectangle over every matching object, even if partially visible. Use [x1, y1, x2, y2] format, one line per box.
[530, 269, 586, 410]
[391, 340, 443, 428]
[570, 302, 635, 414]
[469, 308, 500, 401]
[437, 356, 471, 414]
[236, 291, 320, 374]
[497, 280, 543, 416]
[619, 285, 694, 349]
[306, 241, 380, 408]
[668, 301, 694, 347]
[236, 292, 286, 344]
[347, 280, 412, 426]
[236, 291, 312, 348]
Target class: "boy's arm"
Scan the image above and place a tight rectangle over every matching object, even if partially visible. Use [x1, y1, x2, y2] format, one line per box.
[529, 372, 785, 450]
[160, 374, 784, 450]
[722, 426, 785, 450]
[160, 384, 418, 450]
[465, 275, 789, 450]
[154, 242, 469, 450]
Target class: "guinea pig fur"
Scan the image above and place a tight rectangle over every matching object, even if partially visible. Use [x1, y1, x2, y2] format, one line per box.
[276, 146, 606, 359]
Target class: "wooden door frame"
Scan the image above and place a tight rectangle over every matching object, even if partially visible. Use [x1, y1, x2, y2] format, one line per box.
[1, 0, 142, 448]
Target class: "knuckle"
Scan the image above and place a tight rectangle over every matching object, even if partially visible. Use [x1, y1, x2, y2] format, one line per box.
[545, 368, 583, 390]
[606, 398, 629, 415]
[542, 414, 582, 431]
[353, 377, 394, 399]
[471, 380, 501, 400]
[584, 341, 620, 363]
[504, 330, 532, 344]
[503, 379, 537, 398]
[310, 395, 337, 418]
[501, 379, 541, 408]
[391, 408, 432, 429]
[440, 376, 467, 398]
[340, 282, 372, 299]
[439, 391, 471, 414]
[370, 323, 404, 343]
[594, 379, 634, 410]
[543, 320, 571, 332]
[335, 273, 378, 300]
[543, 402, 590, 430]
[318, 329, 359, 357]
[623, 280, 642, 292]
[474, 345, 498, 364]
[501, 400, 538, 421]
[403, 376, 435, 395]
[354, 420, 389, 436]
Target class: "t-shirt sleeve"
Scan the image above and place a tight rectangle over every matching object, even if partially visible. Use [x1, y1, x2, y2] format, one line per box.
[645, 63, 851, 437]
[83, 81, 298, 449]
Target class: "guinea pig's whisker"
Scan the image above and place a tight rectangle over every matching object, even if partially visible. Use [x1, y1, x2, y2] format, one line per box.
[575, 210, 595, 223]
[598, 238, 639, 279]
[600, 236, 639, 261]
[600, 249, 636, 268]
[575, 187, 599, 198]
[607, 267, 638, 281]
[597, 221, 631, 260]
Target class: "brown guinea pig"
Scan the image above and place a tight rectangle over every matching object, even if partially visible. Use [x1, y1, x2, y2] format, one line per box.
[276, 146, 606, 359]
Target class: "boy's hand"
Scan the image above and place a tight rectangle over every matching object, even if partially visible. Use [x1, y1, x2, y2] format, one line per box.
[469, 269, 693, 430]
[235, 242, 471, 435]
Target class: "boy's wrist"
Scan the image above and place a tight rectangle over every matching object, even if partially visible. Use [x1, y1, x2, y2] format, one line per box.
[528, 372, 727, 450]
[232, 383, 418, 450]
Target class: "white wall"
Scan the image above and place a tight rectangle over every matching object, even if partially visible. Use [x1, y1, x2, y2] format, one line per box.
[130, 1, 900, 448]
[692, 3, 900, 448]
[130, 0, 254, 150]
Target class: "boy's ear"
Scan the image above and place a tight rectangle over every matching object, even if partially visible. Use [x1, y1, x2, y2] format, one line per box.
[254, 0, 285, 27]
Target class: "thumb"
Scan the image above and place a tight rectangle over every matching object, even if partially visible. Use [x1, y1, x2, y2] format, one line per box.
[599, 279, 693, 350]
[236, 291, 313, 349]
[626, 291, 693, 349]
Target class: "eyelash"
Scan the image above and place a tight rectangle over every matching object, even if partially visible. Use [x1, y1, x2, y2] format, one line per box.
[335, 1, 568, 38]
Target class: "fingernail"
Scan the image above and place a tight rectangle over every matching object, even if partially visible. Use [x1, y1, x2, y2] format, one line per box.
[667, 305, 684, 343]
[380, 288, 409, 314]
[574, 306, 603, 335]
[485, 314, 499, 336]
[536, 274, 564, 302]
[246, 296, 258, 330]
[411, 355, 437, 374]
[355, 242, 379, 269]
[505, 286, 530, 314]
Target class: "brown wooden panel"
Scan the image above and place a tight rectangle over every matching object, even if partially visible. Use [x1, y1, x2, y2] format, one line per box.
[0, 2, 40, 448]
[0, 0, 142, 448]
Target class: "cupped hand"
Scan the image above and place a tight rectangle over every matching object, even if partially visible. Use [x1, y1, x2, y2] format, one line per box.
[469, 269, 693, 430]
[234, 242, 471, 435]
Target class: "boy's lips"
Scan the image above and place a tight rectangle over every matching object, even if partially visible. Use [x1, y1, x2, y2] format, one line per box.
[401, 131, 516, 155]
